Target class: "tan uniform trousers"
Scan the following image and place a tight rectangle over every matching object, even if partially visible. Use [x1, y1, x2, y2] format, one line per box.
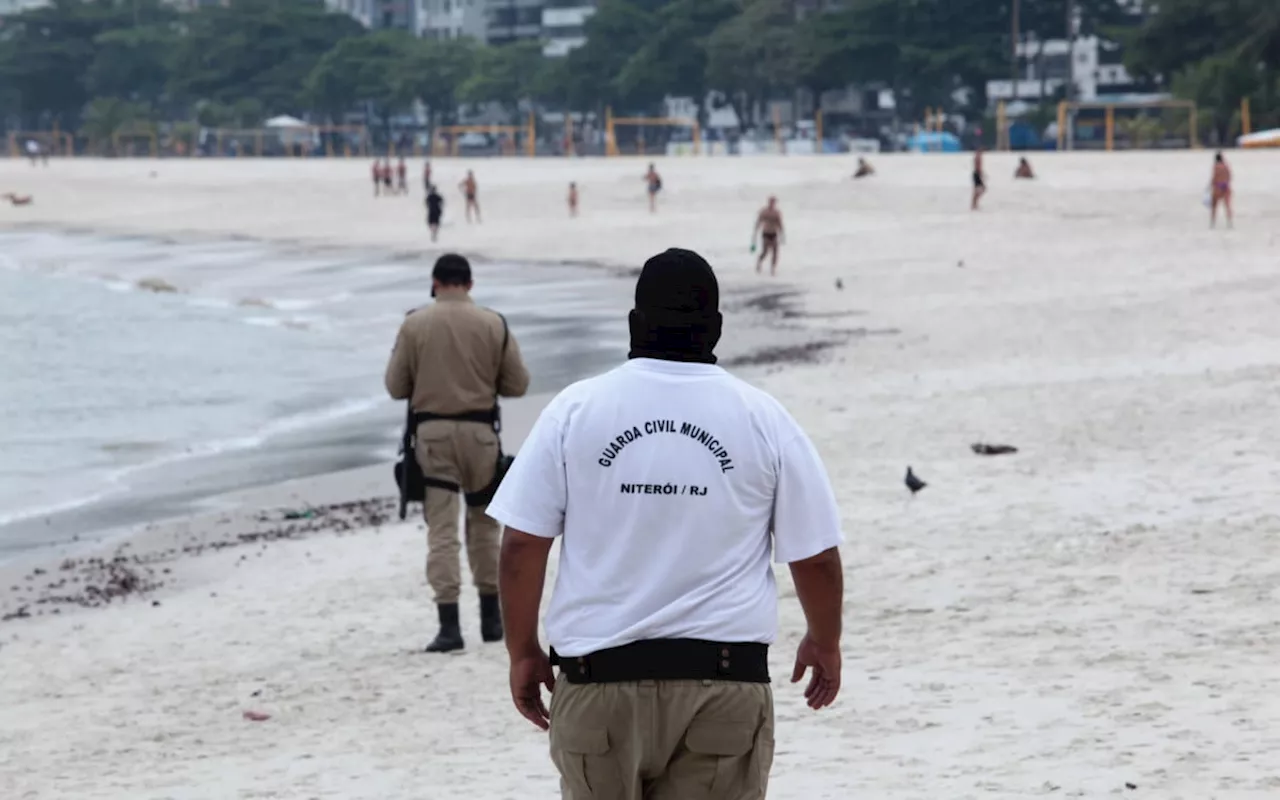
[413, 419, 501, 604]
[549, 679, 774, 800]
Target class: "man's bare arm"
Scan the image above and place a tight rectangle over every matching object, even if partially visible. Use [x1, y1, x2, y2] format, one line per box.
[500, 528, 554, 657]
[789, 546, 843, 647]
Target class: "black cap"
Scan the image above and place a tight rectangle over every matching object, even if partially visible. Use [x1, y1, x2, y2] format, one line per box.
[432, 253, 472, 286]
[634, 248, 719, 318]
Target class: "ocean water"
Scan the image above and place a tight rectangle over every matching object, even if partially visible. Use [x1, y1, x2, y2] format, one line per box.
[0, 230, 631, 554]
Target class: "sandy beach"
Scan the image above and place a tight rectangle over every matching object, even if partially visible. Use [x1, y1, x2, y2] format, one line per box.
[2, 151, 1280, 799]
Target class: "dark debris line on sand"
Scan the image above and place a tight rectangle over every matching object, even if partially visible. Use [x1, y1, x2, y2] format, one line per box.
[1, 497, 398, 623]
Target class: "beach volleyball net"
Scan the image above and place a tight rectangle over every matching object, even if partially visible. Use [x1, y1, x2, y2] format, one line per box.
[1057, 100, 1198, 151]
[604, 108, 701, 157]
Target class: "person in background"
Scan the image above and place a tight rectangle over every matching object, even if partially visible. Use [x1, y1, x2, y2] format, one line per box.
[567, 182, 579, 218]
[382, 159, 394, 195]
[853, 157, 875, 179]
[460, 170, 481, 224]
[1210, 151, 1233, 229]
[396, 157, 408, 195]
[1014, 157, 1035, 180]
[423, 160, 433, 194]
[754, 195, 785, 276]
[371, 160, 383, 197]
[971, 147, 987, 211]
[644, 163, 662, 213]
[425, 185, 444, 242]
[384, 254, 530, 652]
[490, 248, 845, 799]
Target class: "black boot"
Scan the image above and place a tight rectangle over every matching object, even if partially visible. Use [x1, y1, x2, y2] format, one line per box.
[479, 593, 504, 643]
[425, 603, 464, 653]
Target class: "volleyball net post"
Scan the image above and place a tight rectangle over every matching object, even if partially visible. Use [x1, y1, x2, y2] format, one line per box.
[7, 131, 74, 158]
[1057, 99, 1199, 151]
[604, 107, 701, 157]
[1241, 97, 1252, 137]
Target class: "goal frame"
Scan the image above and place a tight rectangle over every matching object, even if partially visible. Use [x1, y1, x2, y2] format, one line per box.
[1057, 100, 1199, 152]
[605, 107, 701, 157]
[7, 131, 74, 158]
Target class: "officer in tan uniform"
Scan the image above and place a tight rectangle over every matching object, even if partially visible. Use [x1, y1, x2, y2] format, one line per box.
[385, 253, 530, 652]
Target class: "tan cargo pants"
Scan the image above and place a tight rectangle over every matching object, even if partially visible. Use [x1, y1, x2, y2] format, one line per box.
[549, 679, 775, 800]
[413, 419, 501, 604]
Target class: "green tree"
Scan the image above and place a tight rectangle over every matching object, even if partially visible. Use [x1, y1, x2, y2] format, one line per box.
[169, 0, 365, 114]
[553, 0, 664, 111]
[80, 96, 153, 155]
[458, 40, 545, 112]
[0, 0, 172, 126]
[616, 0, 738, 115]
[392, 37, 477, 124]
[705, 0, 797, 126]
[86, 25, 180, 109]
[304, 31, 413, 124]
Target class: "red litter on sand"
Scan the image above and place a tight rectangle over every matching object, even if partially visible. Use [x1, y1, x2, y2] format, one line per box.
[243, 710, 271, 722]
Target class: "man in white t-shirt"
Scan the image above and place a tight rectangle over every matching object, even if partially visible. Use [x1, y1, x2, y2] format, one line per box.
[488, 248, 845, 800]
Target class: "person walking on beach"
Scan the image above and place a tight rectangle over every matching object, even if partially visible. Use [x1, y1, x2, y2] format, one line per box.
[460, 171, 481, 224]
[385, 254, 531, 652]
[567, 182, 579, 218]
[381, 159, 394, 196]
[754, 196, 785, 276]
[371, 160, 383, 197]
[396, 157, 408, 195]
[423, 160, 433, 194]
[644, 163, 662, 213]
[1209, 152, 1233, 229]
[971, 147, 987, 211]
[490, 248, 845, 799]
[425, 185, 444, 242]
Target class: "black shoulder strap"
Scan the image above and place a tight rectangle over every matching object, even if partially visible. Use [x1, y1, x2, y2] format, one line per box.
[492, 310, 509, 434]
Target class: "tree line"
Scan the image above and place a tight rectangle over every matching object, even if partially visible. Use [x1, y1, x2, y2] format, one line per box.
[0, 0, 1277, 146]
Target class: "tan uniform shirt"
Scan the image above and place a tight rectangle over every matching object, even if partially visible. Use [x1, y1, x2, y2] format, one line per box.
[384, 292, 530, 415]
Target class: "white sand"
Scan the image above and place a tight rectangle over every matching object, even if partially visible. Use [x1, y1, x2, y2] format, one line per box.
[3, 151, 1280, 798]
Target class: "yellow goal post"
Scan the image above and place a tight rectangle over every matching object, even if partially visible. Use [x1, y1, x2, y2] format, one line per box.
[7, 131, 74, 158]
[1057, 100, 1199, 152]
[432, 113, 537, 158]
[605, 107, 701, 157]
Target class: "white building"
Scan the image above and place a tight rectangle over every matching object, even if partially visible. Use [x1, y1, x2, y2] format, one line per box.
[418, 0, 486, 40]
[986, 35, 1150, 106]
[325, 0, 417, 31]
[542, 0, 595, 57]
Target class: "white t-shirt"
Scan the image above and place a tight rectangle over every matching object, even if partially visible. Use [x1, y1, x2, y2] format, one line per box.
[486, 358, 843, 657]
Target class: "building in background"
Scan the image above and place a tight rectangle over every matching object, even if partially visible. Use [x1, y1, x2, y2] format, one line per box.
[484, 0, 541, 46]
[541, 0, 595, 56]
[419, 0, 487, 40]
[986, 35, 1154, 106]
[326, 0, 417, 31]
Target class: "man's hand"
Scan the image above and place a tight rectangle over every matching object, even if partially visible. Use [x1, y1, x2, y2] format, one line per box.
[791, 633, 841, 710]
[510, 649, 556, 730]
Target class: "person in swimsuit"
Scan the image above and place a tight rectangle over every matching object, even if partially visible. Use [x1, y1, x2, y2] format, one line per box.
[853, 157, 875, 179]
[459, 170, 480, 224]
[371, 160, 382, 197]
[423, 161, 433, 194]
[425, 184, 444, 242]
[1210, 152, 1233, 229]
[396, 157, 408, 195]
[1014, 157, 1035, 180]
[382, 159, 394, 194]
[644, 163, 662, 213]
[3, 193, 33, 206]
[754, 196, 785, 276]
[971, 147, 987, 211]
[568, 182, 579, 218]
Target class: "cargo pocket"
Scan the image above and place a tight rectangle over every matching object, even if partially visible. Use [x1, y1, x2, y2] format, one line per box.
[550, 726, 618, 800]
[684, 721, 757, 800]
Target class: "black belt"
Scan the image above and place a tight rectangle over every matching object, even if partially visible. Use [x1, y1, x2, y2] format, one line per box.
[414, 408, 498, 428]
[552, 639, 770, 685]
